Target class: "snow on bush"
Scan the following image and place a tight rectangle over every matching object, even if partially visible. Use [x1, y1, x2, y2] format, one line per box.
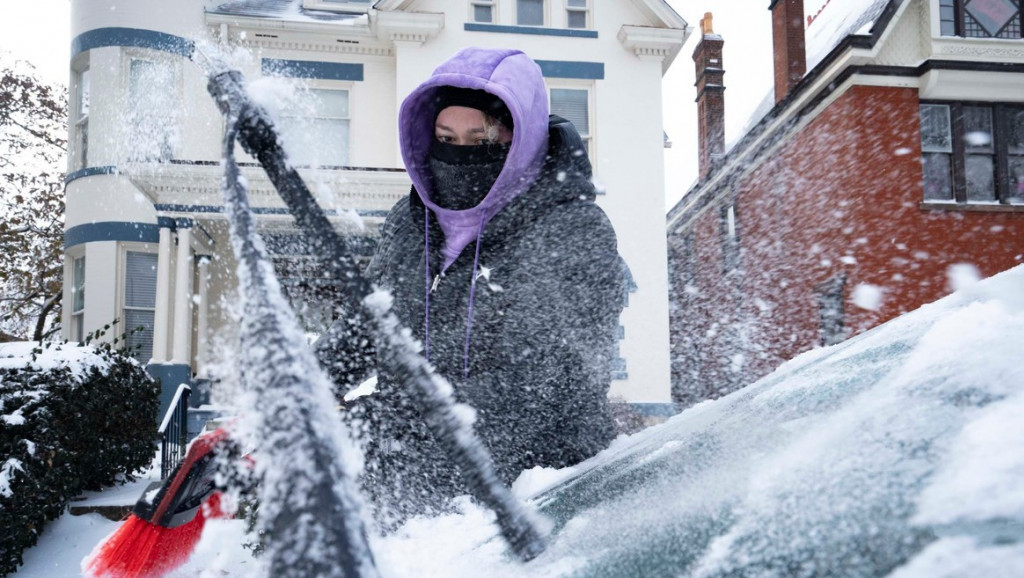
[0, 340, 159, 577]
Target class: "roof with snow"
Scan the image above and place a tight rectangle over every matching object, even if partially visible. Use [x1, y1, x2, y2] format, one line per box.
[805, 0, 890, 70]
[208, 0, 368, 22]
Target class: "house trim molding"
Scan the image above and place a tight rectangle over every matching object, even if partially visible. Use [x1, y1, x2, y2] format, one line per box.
[536, 60, 605, 79]
[463, 23, 598, 38]
[71, 27, 193, 59]
[262, 58, 365, 80]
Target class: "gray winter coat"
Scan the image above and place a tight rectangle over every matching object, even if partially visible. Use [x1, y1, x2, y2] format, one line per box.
[329, 116, 623, 528]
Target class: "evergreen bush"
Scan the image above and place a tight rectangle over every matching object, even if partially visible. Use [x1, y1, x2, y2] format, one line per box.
[0, 338, 159, 576]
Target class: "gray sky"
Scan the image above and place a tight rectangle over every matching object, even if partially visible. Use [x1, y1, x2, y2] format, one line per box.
[0, 0, 780, 208]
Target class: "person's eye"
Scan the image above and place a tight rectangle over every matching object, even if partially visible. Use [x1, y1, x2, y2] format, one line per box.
[436, 135, 454, 143]
[475, 138, 491, 146]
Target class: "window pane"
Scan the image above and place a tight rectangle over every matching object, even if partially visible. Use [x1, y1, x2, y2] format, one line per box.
[308, 89, 349, 118]
[965, 154, 996, 201]
[73, 257, 86, 312]
[1006, 108, 1024, 202]
[124, 309, 155, 362]
[964, 0, 1020, 37]
[1008, 157, 1024, 201]
[963, 106, 994, 153]
[474, 4, 493, 22]
[567, 0, 586, 6]
[922, 153, 953, 201]
[125, 252, 158, 308]
[568, 10, 587, 28]
[280, 89, 350, 167]
[78, 69, 91, 117]
[550, 88, 589, 135]
[920, 104, 952, 153]
[281, 118, 350, 167]
[518, 0, 544, 25]
[1007, 108, 1024, 154]
[129, 59, 177, 161]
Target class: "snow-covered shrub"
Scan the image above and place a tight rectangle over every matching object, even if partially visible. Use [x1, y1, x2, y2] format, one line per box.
[0, 340, 159, 576]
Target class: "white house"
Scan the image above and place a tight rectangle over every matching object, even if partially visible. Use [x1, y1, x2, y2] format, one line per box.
[64, 0, 689, 416]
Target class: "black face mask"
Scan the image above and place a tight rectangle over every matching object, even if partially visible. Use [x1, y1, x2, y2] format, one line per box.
[428, 141, 510, 211]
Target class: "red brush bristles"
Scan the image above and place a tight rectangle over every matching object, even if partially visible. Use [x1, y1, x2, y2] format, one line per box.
[82, 492, 226, 578]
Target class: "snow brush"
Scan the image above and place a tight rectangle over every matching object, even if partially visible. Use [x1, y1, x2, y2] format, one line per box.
[82, 428, 234, 578]
[199, 49, 548, 562]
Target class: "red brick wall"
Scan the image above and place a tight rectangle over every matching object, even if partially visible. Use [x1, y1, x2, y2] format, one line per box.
[669, 84, 1024, 405]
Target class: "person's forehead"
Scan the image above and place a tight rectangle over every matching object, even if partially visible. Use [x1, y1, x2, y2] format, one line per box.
[436, 106, 486, 125]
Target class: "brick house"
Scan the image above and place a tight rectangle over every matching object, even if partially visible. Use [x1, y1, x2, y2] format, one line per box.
[666, 0, 1024, 407]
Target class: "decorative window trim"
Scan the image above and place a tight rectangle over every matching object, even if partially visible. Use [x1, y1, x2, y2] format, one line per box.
[470, 0, 496, 24]
[920, 100, 1024, 205]
[546, 80, 595, 163]
[463, 22, 598, 37]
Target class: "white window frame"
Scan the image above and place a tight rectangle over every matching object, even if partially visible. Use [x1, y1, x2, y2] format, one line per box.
[302, 0, 372, 12]
[470, 0, 496, 23]
[118, 243, 159, 362]
[69, 253, 86, 343]
[565, 0, 590, 29]
[277, 81, 352, 168]
[517, 0, 547, 26]
[124, 52, 181, 163]
[547, 81, 595, 160]
[71, 61, 90, 171]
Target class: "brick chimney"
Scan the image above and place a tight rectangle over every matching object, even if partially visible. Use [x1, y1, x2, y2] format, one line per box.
[693, 12, 725, 181]
[770, 0, 806, 103]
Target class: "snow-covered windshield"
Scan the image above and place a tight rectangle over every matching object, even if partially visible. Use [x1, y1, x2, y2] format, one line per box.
[356, 265, 1024, 577]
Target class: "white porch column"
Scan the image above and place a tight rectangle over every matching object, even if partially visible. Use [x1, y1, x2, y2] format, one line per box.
[151, 226, 173, 364]
[195, 255, 211, 377]
[171, 226, 193, 365]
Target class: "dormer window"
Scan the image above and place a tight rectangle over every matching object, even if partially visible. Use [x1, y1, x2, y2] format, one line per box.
[939, 0, 1022, 38]
[303, 0, 372, 12]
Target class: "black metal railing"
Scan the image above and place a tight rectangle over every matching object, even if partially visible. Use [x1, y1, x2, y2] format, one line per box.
[159, 384, 192, 479]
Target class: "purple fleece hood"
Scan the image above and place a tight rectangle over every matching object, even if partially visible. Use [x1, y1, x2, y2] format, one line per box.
[399, 47, 550, 270]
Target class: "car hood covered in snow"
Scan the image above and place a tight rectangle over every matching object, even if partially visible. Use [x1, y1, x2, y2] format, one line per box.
[371, 264, 1024, 577]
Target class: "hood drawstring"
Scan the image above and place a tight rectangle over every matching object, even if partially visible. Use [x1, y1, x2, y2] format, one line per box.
[462, 217, 486, 378]
[422, 208, 487, 378]
[424, 209, 432, 361]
